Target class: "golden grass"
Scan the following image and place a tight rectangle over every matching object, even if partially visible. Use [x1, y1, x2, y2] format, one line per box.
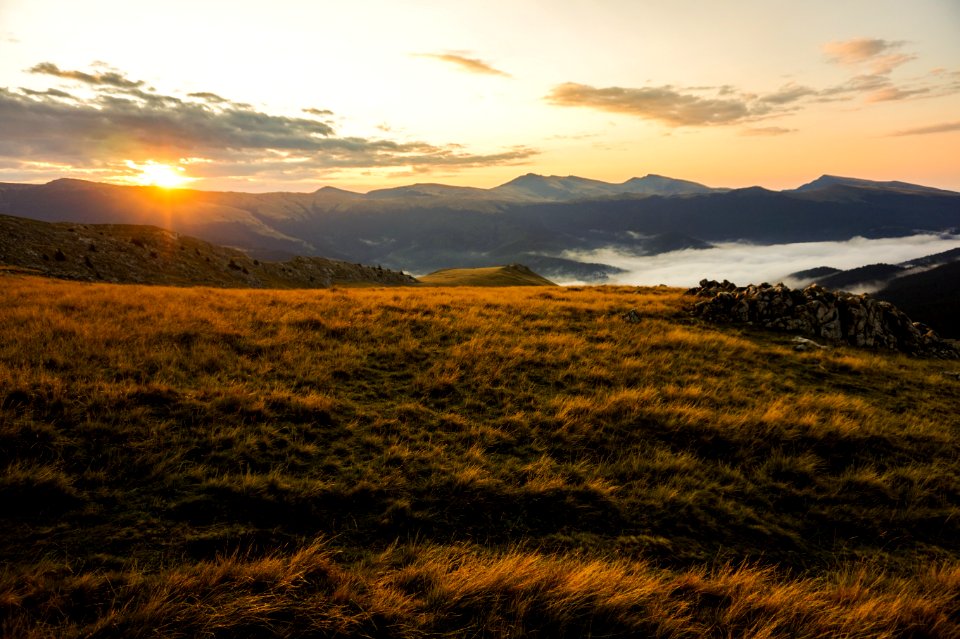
[3, 541, 958, 638]
[417, 264, 557, 286]
[2, 275, 959, 636]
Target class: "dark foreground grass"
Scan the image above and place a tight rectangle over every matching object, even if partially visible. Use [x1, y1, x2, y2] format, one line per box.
[2, 275, 959, 637]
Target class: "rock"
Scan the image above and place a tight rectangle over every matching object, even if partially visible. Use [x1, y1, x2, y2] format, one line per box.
[792, 336, 827, 352]
[622, 309, 642, 323]
[686, 280, 959, 359]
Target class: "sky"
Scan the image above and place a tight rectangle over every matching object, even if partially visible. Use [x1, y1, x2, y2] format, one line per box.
[1, 0, 958, 192]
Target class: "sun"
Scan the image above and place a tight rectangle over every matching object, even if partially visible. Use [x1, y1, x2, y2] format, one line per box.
[129, 161, 192, 188]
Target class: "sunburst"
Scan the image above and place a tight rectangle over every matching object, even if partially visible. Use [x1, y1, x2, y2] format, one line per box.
[129, 161, 191, 188]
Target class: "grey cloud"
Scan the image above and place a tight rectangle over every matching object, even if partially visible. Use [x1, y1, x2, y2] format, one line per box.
[188, 91, 230, 103]
[740, 126, 796, 136]
[20, 87, 74, 99]
[304, 107, 334, 116]
[417, 53, 510, 77]
[0, 66, 537, 180]
[758, 83, 818, 105]
[890, 121, 960, 136]
[28, 62, 144, 89]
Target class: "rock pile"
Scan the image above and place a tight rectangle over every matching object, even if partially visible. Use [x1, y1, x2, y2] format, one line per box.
[687, 279, 958, 359]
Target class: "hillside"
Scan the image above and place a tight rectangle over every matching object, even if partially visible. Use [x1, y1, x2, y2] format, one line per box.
[879, 260, 960, 338]
[0, 213, 417, 288]
[2, 277, 959, 637]
[785, 246, 960, 336]
[2, 175, 957, 281]
[418, 264, 557, 286]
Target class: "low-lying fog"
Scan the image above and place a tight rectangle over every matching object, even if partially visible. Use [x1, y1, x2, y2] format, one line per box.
[563, 234, 960, 289]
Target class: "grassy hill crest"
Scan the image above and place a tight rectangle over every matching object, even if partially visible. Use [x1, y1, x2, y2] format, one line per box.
[418, 263, 557, 286]
[0, 213, 416, 288]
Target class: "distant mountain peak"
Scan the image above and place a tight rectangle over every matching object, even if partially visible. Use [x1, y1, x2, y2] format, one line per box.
[794, 175, 959, 195]
[314, 186, 361, 196]
[493, 173, 718, 201]
[620, 174, 716, 195]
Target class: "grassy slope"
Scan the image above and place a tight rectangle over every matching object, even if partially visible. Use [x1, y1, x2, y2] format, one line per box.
[2, 275, 959, 637]
[418, 264, 557, 286]
[0, 214, 415, 288]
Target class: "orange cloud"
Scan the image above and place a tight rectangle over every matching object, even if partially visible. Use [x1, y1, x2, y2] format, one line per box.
[417, 53, 510, 77]
[740, 126, 796, 136]
[891, 121, 960, 136]
[822, 38, 915, 74]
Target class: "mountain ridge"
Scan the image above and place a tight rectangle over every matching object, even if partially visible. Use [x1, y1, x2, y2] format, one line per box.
[0, 213, 417, 288]
[2, 173, 958, 282]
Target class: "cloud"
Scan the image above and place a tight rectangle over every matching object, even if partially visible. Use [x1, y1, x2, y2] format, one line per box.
[740, 126, 796, 136]
[890, 121, 960, 136]
[822, 38, 915, 74]
[757, 83, 818, 105]
[188, 91, 230, 104]
[545, 83, 763, 126]
[0, 62, 536, 184]
[547, 37, 955, 128]
[303, 107, 334, 116]
[27, 62, 144, 89]
[865, 86, 930, 102]
[823, 38, 898, 63]
[562, 235, 960, 288]
[417, 53, 510, 77]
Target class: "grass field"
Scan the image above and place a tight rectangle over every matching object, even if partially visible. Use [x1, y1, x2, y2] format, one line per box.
[2, 274, 959, 637]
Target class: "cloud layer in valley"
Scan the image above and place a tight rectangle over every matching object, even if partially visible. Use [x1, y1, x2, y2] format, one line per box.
[564, 235, 960, 288]
[0, 63, 534, 185]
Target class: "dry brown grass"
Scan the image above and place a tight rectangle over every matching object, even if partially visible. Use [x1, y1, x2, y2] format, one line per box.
[2, 274, 959, 636]
[3, 542, 958, 638]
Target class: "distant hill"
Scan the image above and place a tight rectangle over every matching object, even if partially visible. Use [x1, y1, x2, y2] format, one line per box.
[814, 264, 907, 292]
[879, 260, 960, 338]
[793, 174, 959, 196]
[0, 213, 416, 288]
[1, 174, 957, 282]
[784, 245, 960, 338]
[418, 264, 556, 286]
[787, 266, 841, 283]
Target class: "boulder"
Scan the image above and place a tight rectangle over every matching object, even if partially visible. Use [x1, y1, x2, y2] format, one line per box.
[686, 280, 959, 359]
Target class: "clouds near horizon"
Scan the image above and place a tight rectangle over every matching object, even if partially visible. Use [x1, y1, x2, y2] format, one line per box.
[546, 83, 760, 127]
[547, 36, 955, 128]
[891, 121, 960, 136]
[0, 63, 535, 185]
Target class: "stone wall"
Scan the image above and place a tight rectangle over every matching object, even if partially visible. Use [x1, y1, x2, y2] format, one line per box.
[687, 279, 958, 359]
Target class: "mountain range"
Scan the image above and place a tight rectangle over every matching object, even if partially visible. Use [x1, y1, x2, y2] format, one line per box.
[1, 174, 957, 282]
